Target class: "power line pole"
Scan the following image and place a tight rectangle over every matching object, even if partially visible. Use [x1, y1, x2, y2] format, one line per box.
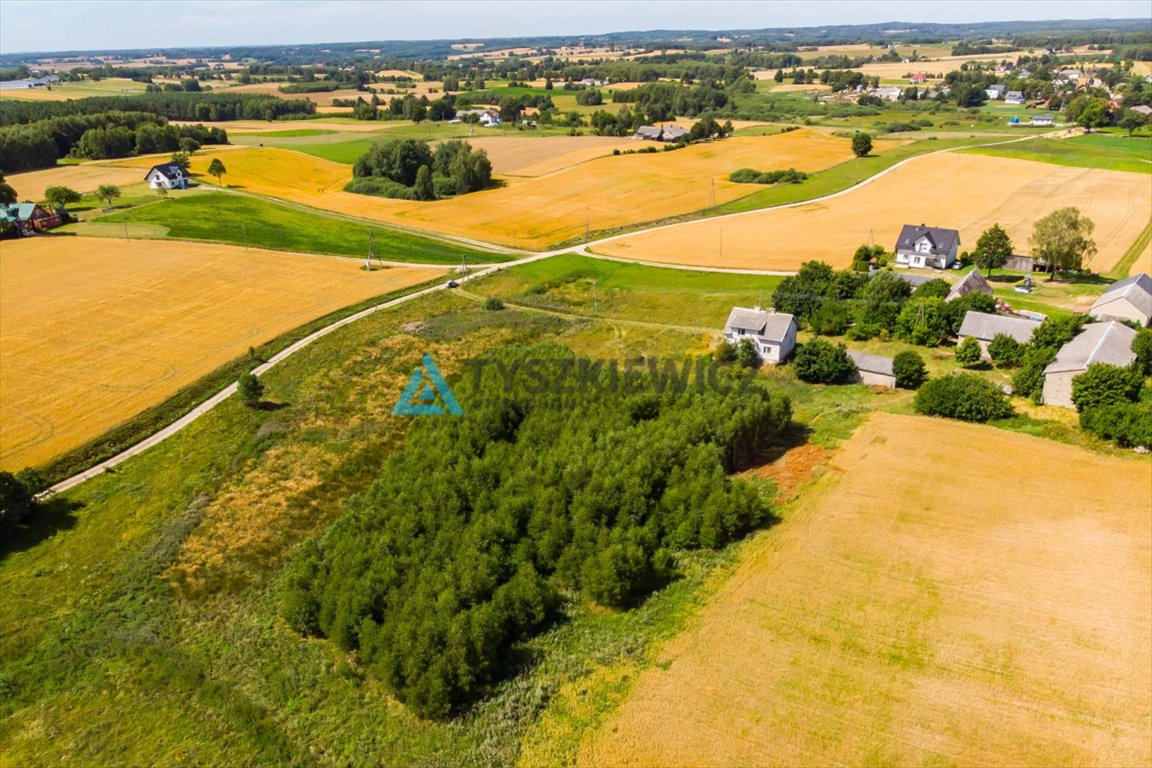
[585, 207, 590, 244]
[242, 222, 248, 249]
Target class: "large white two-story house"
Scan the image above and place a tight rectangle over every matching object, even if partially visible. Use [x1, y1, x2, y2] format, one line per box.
[893, 224, 961, 270]
[722, 307, 798, 364]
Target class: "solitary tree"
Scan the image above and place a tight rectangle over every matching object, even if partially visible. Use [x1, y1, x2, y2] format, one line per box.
[0, 171, 17, 205]
[43, 185, 82, 213]
[238, 371, 264, 407]
[851, 132, 873, 157]
[207, 158, 227, 186]
[972, 223, 1013, 276]
[95, 184, 121, 209]
[1118, 109, 1148, 138]
[414, 164, 435, 201]
[1030, 207, 1097, 280]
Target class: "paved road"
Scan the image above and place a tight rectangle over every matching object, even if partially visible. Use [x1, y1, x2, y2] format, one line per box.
[44, 130, 1061, 495]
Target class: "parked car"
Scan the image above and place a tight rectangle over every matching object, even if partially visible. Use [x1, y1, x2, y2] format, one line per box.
[446, 280, 459, 288]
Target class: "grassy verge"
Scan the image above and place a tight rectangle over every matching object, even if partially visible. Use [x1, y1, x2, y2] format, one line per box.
[93, 192, 507, 263]
[1110, 219, 1152, 279]
[35, 276, 444, 485]
[554, 135, 1009, 248]
[962, 133, 1152, 174]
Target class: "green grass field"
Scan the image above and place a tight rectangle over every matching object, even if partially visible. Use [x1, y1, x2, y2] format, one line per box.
[235, 128, 338, 137]
[963, 132, 1152, 173]
[94, 192, 510, 263]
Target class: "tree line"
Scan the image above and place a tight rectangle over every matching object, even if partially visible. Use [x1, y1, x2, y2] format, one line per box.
[281, 343, 792, 718]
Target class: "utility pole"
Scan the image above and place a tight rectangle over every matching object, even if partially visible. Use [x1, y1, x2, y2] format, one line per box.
[585, 207, 590, 244]
[242, 222, 248, 249]
[123, 220, 128, 240]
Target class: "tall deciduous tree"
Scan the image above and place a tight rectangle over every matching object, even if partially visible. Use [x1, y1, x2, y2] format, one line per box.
[207, 158, 227, 186]
[851, 132, 872, 157]
[414, 164, 435, 201]
[0, 171, 16, 205]
[95, 184, 121, 209]
[973, 223, 1013, 275]
[1030, 207, 1097, 280]
[43, 185, 81, 212]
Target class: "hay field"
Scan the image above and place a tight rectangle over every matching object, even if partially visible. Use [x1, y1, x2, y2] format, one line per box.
[597, 153, 1152, 272]
[169, 118, 383, 133]
[220, 81, 368, 106]
[858, 52, 1025, 79]
[0, 237, 443, 470]
[582, 412, 1152, 767]
[173, 130, 855, 248]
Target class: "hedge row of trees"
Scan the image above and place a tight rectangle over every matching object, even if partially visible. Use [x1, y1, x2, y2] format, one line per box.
[0, 92, 314, 126]
[347, 138, 492, 201]
[0, 111, 227, 172]
[282, 344, 792, 718]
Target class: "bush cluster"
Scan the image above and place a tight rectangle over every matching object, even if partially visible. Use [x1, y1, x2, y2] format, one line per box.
[914, 373, 1013, 422]
[793, 339, 856, 384]
[282, 345, 791, 718]
[1079, 401, 1152, 448]
[729, 167, 808, 184]
[348, 138, 491, 201]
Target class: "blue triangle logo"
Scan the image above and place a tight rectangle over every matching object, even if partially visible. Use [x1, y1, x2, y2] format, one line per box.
[393, 353, 463, 415]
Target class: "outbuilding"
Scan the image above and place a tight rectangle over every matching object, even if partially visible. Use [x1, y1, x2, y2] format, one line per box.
[1089, 272, 1151, 327]
[847, 351, 896, 388]
[1041, 321, 1138, 408]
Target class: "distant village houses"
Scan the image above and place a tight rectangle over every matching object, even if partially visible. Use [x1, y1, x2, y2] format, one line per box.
[632, 124, 688, 142]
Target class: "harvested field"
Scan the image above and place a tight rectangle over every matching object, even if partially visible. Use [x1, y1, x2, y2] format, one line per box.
[0, 237, 443, 469]
[8, 163, 150, 201]
[465, 136, 642, 176]
[597, 153, 1152, 272]
[857, 52, 1024, 79]
[0, 77, 148, 101]
[171, 130, 855, 248]
[221, 80, 367, 107]
[582, 412, 1152, 767]
[169, 118, 385, 133]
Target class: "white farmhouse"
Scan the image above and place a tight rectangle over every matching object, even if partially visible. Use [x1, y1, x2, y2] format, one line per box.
[144, 163, 188, 190]
[723, 307, 798, 364]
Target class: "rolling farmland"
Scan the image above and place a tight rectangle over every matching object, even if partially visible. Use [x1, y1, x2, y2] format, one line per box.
[0, 237, 444, 469]
[157, 130, 855, 248]
[582, 412, 1152, 767]
[596, 152, 1152, 272]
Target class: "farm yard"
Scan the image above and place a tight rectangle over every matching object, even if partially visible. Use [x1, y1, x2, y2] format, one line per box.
[0, 237, 444, 469]
[580, 412, 1152, 768]
[146, 130, 857, 248]
[595, 152, 1152, 273]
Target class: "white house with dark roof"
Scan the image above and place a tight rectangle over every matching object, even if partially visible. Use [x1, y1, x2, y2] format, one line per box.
[144, 163, 188, 190]
[1042, 321, 1138, 408]
[894, 224, 961, 270]
[1004, 90, 1026, 104]
[722, 307, 797, 364]
[957, 310, 1041, 359]
[985, 84, 1007, 100]
[946, 268, 993, 302]
[846, 351, 896, 388]
[1089, 272, 1151, 327]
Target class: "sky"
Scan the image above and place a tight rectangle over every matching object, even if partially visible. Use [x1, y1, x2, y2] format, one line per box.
[1, 0, 1150, 54]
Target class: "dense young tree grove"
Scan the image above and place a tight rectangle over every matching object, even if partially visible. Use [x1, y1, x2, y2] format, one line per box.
[282, 345, 791, 718]
[348, 138, 491, 200]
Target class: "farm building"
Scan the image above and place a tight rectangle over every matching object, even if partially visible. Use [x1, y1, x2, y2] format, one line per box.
[1004, 91, 1026, 104]
[0, 75, 59, 90]
[0, 203, 62, 236]
[1005, 255, 1040, 272]
[454, 108, 501, 126]
[985, 84, 1007, 100]
[1132, 105, 1152, 116]
[957, 310, 1041, 359]
[1030, 115, 1055, 126]
[894, 224, 961, 269]
[1042, 321, 1138, 408]
[1089, 272, 1152, 327]
[632, 124, 688, 142]
[946, 268, 993, 302]
[846, 351, 896, 388]
[145, 163, 189, 190]
[722, 307, 797, 364]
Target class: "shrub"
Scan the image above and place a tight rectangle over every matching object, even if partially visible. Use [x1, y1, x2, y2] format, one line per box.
[1070, 363, 1144, 412]
[892, 350, 928, 389]
[987, 333, 1025, 368]
[343, 176, 418, 200]
[914, 373, 1013, 422]
[809, 302, 851, 336]
[1133, 328, 1152, 376]
[1012, 346, 1057, 401]
[845, 323, 881, 341]
[793, 339, 856, 384]
[736, 337, 761, 369]
[238, 371, 264, 407]
[713, 340, 736, 364]
[482, 296, 505, 311]
[851, 131, 872, 157]
[954, 336, 984, 367]
[912, 278, 950, 299]
[1080, 401, 1152, 447]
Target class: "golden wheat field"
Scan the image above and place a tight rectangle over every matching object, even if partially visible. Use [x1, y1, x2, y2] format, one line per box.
[0, 237, 444, 470]
[465, 136, 643, 176]
[164, 130, 856, 248]
[597, 153, 1152, 272]
[581, 412, 1152, 768]
[8, 163, 150, 201]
